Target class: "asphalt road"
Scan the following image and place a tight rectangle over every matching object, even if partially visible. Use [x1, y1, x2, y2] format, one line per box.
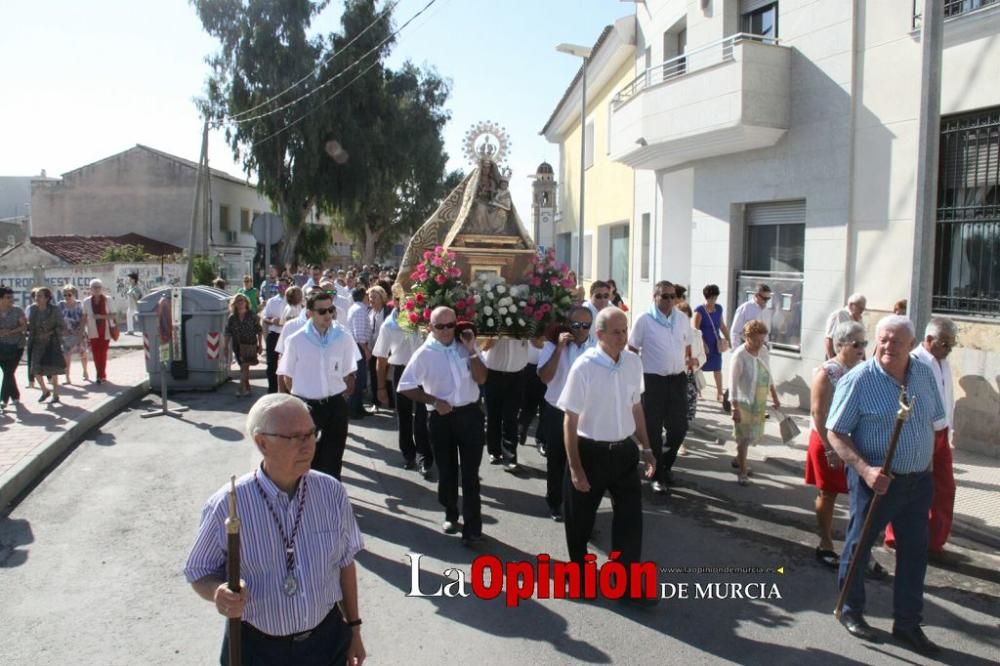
[1, 383, 998, 665]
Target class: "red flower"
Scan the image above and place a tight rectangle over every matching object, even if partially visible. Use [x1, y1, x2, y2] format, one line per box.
[523, 306, 534, 316]
[404, 300, 415, 311]
[435, 274, 447, 285]
[530, 277, 542, 287]
[423, 250, 433, 260]
[431, 257, 443, 267]
[422, 308, 432, 320]
[456, 299, 467, 310]
[528, 296, 536, 305]
[408, 312, 419, 324]
[561, 279, 574, 289]
[465, 308, 476, 319]
[533, 311, 545, 321]
[410, 271, 421, 281]
[549, 277, 559, 286]
[415, 293, 426, 304]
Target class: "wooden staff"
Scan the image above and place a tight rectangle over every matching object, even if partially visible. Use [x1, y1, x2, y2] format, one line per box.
[225, 476, 242, 666]
[834, 386, 911, 620]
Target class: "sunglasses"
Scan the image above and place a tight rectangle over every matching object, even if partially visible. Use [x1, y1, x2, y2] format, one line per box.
[569, 321, 592, 330]
[850, 340, 868, 349]
[433, 322, 457, 330]
[658, 293, 677, 300]
[312, 307, 335, 315]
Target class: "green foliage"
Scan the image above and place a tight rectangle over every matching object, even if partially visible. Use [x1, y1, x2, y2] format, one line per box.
[191, 256, 217, 286]
[98, 244, 156, 263]
[295, 223, 333, 266]
[192, 0, 454, 267]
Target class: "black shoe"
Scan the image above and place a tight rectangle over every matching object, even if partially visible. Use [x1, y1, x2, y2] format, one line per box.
[537, 441, 548, 457]
[815, 547, 840, 569]
[651, 481, 668, 495]
[550, 510, 563, 522]
[419, 462, 433, 478]
[840, 612, 879, 642]
[503, 461, 520, 473]
[892, 625, 941, 656]
[442, 520, 459, 535]
[488, 455, 502, 465]
[403, 459, 417, 471]
[518, 424, 529, 448]
[664, 470, 677, 486]
[461, 533, 484, 547]
[38, 391, 51, 403]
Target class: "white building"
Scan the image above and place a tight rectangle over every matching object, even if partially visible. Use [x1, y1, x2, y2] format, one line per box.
[609, 0, 1000, 456]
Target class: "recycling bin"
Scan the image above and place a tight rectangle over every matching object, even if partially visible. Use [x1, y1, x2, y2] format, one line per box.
[138, 286, 232, 390]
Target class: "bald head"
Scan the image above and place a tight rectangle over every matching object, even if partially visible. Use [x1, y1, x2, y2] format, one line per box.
[430, 306, 457, 344]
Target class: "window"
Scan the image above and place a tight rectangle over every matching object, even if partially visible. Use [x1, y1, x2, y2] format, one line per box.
[556, 232, 572, 266]
[640, 213, 651, 280]
[740, 200, 805, 352]
[583, 233, 593, 279]
[741, 1, 778, 40]
[609, 225, 629, 299]
[934, 106, 1000, 317]
[240, 208, 251, 233]
[219, 204, 231, 231]
[945, 0, 998, 18]
[584, 121, 595, 170]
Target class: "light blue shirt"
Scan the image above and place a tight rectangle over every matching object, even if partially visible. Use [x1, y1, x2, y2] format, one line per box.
[184, 468, 364, 636]
[827, 357, 945, 474]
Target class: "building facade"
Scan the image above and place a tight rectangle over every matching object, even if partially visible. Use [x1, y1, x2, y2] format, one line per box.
[542, 17, 637, 299]
[606, 0, 999, 456]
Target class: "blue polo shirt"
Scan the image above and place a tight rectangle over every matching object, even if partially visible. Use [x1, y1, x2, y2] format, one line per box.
[827, 357, 944, 474]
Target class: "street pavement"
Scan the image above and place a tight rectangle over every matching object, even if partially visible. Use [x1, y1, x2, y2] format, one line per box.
[1, 380, 998, 665]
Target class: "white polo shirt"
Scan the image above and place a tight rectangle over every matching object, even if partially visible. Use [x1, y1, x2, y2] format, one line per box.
[526, 342, 541, 366]
[372, 317, 424, 366]
[397, 339, 482, 407]
[275, 310, 308, 356]
[628, 308, 692, 376]
[262, 294, 286, 335]
[483, 338, 530, 373]
[277, 325, 359, 400]
[538, 339, 594, 407]
[333, 291, 352, 329]
[914, 345, 954, 429]
[731, 299, 773, 344]
[557, 347, 644, 442]
[824, 308, 852, 338]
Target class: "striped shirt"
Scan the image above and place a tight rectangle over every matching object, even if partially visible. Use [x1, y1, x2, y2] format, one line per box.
[827, 357, 944, 474]
[347, 302, 371, 348]
[184, 467, 364, 636]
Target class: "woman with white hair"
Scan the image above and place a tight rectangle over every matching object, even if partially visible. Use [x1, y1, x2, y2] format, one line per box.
[82, 279, 116, 384]
[806, 320, 867, 569]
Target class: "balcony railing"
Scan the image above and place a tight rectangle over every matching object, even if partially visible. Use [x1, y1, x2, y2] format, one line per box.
[611, 33, 778, 109]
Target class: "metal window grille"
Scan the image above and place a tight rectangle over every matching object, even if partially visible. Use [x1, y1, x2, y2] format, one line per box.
[916, 0, 999, 27]
[933, 107, 1000, 317]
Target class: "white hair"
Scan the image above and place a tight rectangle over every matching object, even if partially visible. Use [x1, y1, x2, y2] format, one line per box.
[875, 314, 915, 340]
[847, 293, 867, 306]
[595, 305, 627, 332]
[925, 316, 957, 340]
[246, 393, 309, 439]
[90, 279, 104, 288]
[832, 320, 865, 348]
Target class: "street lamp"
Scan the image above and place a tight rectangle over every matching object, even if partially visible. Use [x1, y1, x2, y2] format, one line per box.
[557, 43, 593, 279]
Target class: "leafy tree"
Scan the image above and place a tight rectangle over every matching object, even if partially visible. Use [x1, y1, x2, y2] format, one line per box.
[192, 0, 454, 267]
[191, 255, 217, 285]
[295, 223, 333, 266]
[97, 244, 156, 263]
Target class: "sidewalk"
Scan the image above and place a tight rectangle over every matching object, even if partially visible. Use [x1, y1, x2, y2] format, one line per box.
[685, 395, 1000, 552]
[0, 349, 149, 511]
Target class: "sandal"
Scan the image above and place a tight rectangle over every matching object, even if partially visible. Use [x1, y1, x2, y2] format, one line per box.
[815, 548, 840, 569]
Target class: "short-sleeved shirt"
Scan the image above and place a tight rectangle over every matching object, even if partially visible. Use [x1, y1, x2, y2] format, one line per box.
[824, 308, 852, 338]
[278, 325, 358, 399]
[397, 340, 481, 407]
[483, 338, 530, 373]
[557, 347, 644, 442]
[0, 305, 26, 348]
[628, 309, 692, 376]
[184, 468, 363, 636]
[731, 300, 773, 344]
[827, 357, 945, 474]
[372, 317, 424, 366]
[538, 339, 594, 407]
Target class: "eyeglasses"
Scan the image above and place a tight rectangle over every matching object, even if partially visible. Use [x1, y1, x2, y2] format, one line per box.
[658, 293, 677, 300]
[593, 293, 610, 300]
[569, 321, 592, 330]
[260, 428, 319, 446]
[312, 307, 335, 315]
[433, 322, 457, 330]
[935, 340, 956, 350]
[758, 294, 772, 302]
[850, 340, 868, 349]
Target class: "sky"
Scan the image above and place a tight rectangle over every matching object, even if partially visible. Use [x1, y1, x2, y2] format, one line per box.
[0, 0, 631, 228]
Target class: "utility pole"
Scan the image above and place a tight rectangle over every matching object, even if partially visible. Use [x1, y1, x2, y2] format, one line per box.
[909, 0, 943, 334]
[185, 120, 209, 286]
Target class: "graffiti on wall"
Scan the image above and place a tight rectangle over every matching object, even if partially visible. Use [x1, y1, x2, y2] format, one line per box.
[0, 263, 186, 312]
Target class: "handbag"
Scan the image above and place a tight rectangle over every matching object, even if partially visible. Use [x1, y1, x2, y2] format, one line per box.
[239, 342, 259, 366]
[109, 320, 120, 342]
[704, 306, 730, 352]
[693, 369, 707, 392]
[772, 409, 801, 444]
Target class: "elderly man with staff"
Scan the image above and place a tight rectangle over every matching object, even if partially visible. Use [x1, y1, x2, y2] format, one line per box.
[826, 315, 946, 656]
[184, 393, 366, 665]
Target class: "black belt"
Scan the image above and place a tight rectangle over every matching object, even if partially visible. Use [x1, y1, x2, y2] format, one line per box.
[579, 437, 631, 449]
[299, 393, 345, 405]
[245, 605, 341, 642]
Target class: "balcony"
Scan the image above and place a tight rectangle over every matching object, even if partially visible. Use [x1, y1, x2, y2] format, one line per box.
[608, 33, 791, 171]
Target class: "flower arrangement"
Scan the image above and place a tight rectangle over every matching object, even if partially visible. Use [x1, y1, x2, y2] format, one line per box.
[523, 248, 576, 329]
[469, 275, 538, 339]
[398, 245, 475, 331]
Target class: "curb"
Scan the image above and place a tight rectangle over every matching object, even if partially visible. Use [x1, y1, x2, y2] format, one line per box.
[0, 381, 151, 512]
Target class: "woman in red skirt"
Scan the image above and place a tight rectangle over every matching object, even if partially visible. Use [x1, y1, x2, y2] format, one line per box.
[806, 320, 866, 569]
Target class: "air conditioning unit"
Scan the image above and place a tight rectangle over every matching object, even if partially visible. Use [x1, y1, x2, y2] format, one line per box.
[224, 230, 238, 244]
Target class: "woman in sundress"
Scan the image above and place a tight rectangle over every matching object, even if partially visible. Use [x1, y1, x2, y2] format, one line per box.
[59, 285, 90, 385]
[26, 287, 67, 403]
[729, 320, 780, 485]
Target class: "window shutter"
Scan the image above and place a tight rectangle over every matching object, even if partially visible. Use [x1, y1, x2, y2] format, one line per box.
[746, 200, 806, 226]
[741, 0, 775, 14]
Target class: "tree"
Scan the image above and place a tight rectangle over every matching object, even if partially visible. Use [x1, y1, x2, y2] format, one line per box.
[192, 0, 454, 267]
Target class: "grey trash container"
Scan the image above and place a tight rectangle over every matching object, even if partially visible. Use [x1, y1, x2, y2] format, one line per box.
[138, 286, 232, 390]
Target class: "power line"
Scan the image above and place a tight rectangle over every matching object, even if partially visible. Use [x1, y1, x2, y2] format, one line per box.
[216, 0, 438, 129]
[226, 0, 401, 122]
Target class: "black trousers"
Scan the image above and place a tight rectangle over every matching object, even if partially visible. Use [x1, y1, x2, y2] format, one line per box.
[265, 331, 280, 394]
[1, 347, 24, 402]
[369, 355, 394, 408]
[220, 605, 352, 666]
[392, 364, 431, 465]
[519, 363, 547, 443]
[303, 394, 349, 480]
[484, 368, 524, 461]
[429, 403, 485, 538]
[642, 372, 689, 481]
[541, 402, 566, 511]
[564, 437, 643, 568]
